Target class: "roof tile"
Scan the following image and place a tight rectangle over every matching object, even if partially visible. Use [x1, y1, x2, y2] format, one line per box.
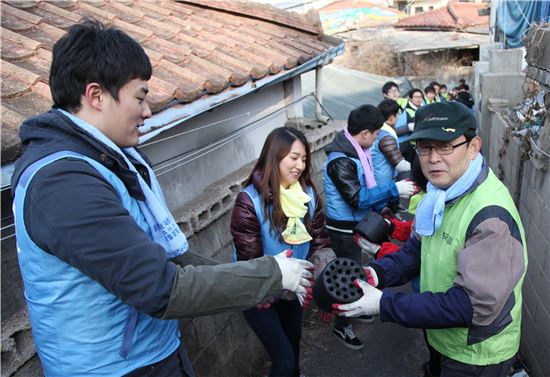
[19, 22, 65, 50]
[142, 37, 190, 63]
[1, 0, 341, 164]
[396, 3, 488, 31]
[1, 106, 26, 164]
[1, 3, 42, 26]
[75, 2, 116, 23]
[100, 2, 145, 24]
[111, 18, 154, 44]
[155, 60, 205, 102]
[11, 48, 51, 83]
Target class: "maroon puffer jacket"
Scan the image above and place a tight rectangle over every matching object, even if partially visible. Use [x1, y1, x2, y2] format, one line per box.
[230, 171, 331, 261]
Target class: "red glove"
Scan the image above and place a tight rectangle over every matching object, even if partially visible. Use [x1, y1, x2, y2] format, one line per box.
[389, 218, 413, 241]
[319, 309, 333, 324]
[376, 242, 400, 259]
[256, 296, 276, 310]
[363, 266, 379, 287]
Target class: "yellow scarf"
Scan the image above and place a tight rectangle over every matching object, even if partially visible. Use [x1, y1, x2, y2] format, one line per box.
[279, 182, 313, 245]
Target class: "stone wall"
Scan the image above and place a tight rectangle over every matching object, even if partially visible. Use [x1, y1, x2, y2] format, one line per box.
[479, 30, 550, 376]
[1, 120, 343, 376]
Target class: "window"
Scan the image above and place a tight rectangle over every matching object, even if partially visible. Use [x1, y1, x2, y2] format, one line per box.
[415, 6, 423, 13]
[429, 6, 434, 10]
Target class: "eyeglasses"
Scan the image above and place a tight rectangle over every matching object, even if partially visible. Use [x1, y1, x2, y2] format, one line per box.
[415, 140, 469, 156]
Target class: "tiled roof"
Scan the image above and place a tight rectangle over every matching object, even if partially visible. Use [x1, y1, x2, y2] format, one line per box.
[0, 0, 341, 164]
[395, 2, 489, 31]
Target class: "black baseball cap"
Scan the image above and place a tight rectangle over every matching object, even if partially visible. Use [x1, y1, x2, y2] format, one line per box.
[410, 102, 477, 142]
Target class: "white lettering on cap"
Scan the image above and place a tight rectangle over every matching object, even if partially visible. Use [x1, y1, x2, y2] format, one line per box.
[425, 116, 449, 121]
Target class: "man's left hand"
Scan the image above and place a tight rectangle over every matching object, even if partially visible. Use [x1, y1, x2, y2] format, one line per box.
[332, 279, 382, 317]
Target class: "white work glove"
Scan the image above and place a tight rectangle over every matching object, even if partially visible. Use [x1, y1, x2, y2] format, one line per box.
[333, 279, 382, 317]
[407, 122, 415, 132]
[273, 250, 314, 306]
[354, 234, 380, 257]
[395, 179, 415, 199]
[363, 266, 379, 287]
[395, 159, 411, 173]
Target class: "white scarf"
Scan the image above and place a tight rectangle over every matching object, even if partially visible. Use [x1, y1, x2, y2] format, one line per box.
[60, 110, 188, 258]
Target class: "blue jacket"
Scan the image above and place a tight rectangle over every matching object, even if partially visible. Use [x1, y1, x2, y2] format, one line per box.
[323, 131, 398, 231]
[12, 110, 180, 375]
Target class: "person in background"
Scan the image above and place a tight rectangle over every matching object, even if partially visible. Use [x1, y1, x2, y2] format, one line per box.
[382, 81, 408, 111]
[455, 92, 475, 115]
[396, 88, 424, 163]
[439, 84, 449, 102]
[231, 127, 331, 377]
[335, 102, 527, 377]
[429, 81, 442, 102]
[424, 86, 436, 105]
[322, 105, 415, 350]
[371, 99, 411, 210]
[11, 21, 314, 377]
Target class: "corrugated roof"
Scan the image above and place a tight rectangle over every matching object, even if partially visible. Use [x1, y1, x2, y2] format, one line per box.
[395, 2, 489, 31]
[0, 0, 342, 164]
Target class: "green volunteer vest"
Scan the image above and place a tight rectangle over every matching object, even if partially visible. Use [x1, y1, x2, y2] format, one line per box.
[397, 97, 408, 110]
[420, 170, 527, 365]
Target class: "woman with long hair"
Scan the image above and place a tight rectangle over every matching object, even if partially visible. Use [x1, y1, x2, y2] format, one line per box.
[231, 127, 330, 377]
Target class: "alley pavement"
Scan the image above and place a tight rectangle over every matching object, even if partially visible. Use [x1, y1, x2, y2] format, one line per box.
[299, 285, 428, 377]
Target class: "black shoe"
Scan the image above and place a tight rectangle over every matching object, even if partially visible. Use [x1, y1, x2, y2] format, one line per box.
[353, 315, 375, 324]
[333, 324, 364, 350]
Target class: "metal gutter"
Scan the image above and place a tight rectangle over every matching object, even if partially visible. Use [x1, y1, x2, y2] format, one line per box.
[138, 40, 345, 143]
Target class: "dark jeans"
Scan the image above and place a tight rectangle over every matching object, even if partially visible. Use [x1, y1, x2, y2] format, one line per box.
[440, 354, 515, 377]
[124, 341, 195, 377]
[327, 229, 361, 327]
[243, 299, 303, 377]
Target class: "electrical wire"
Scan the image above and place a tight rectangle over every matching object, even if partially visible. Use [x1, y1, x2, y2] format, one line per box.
[153, 93, 330, 175]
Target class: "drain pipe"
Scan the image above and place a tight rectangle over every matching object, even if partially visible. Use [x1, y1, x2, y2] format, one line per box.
[315, 65, 330, 123]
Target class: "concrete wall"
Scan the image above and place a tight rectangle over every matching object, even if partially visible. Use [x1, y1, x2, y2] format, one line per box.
[141, 81, 296, 212]
[480, 34, 550, 376]
[1, 120, 342, 377]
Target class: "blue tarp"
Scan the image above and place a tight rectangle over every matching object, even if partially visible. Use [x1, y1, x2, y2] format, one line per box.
[497, 0, 550, 48]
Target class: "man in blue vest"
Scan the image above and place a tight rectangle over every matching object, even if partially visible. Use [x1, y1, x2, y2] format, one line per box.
[323, 105, 416, 350]
[335, 102, 527, 377]
[11, 20, 314, 377]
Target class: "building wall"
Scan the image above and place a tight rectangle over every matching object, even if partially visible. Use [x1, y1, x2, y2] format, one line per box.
[479, 44, 550, 377]
[141, 82, 295, 212]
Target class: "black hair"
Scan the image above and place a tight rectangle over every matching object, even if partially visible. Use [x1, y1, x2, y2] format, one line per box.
[377, 99, 400, 121]
[50, 19, 152, 112]
[347, 104, 384, 135]
[424, 85, 436, 95]
[382, 81, 399, 95]
[408, 88, 423, 99]
[411, 156, 428, 192]
[429, 81, 439, 88]
[458, 83, 470, 92]
[440, 84, 447, 90]
[458, 78, 466, 85]
[455, 91, 474, 108]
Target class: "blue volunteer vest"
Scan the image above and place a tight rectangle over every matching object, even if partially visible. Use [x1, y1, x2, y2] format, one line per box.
[323, 152, 370, 222]
[13, 151, 180, 376]
[233, 184, 314, 261]
[371, 129, 399, 185]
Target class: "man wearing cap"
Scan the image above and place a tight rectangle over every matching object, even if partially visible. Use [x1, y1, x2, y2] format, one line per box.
[335, 102, 528, 377]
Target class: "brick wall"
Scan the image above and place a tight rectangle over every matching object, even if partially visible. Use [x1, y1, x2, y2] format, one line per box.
[484, 85, 550, 377]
